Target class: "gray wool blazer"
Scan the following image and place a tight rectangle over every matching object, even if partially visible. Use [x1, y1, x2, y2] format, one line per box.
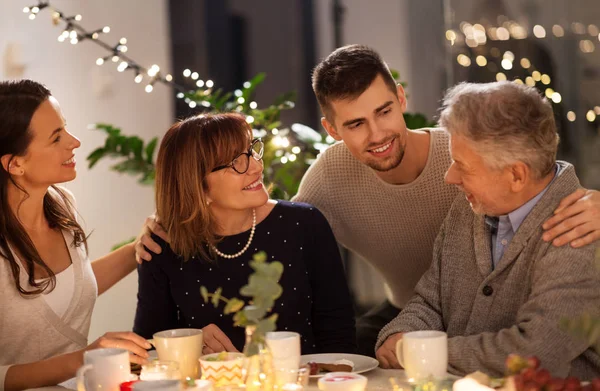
[377, 162, 600, 379]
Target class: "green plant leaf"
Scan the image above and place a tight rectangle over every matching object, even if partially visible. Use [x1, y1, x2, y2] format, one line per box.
[200, 286, 209, 303]
[256, 317, 277, 335]
[87, 147, 107, 169]
[145, 138, 158, 164]
[253, 251, 267, 263]
[224, 298, 245, 314]
[211, 287, 222, 307]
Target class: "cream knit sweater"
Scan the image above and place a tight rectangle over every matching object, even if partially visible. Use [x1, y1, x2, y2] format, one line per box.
[294, 129, 459, 309]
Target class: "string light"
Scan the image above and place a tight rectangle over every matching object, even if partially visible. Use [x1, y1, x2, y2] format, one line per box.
[552, 25, 565, 37]
[456, 54, 471, 67]
[476, 55, 487, 66]
[567, 111, 577, 122]
[533, 25, 546, 38]
[541, 74, 551, 85]
[117, 61, 129, 72]
[586, 110, 596, 122]
[25, 1, 187, 95]
[24, 2, 49, 20]
[520, 58, 531, 69]
[525, 77, 535, 86]
[551, 92, 562, 103]
[580, 40, 595, 53]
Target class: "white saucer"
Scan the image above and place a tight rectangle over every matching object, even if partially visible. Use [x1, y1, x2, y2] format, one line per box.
[300, 353, 379, 378]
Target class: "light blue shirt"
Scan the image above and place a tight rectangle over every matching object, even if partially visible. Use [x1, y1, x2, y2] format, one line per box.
[486, 164, 561, 269]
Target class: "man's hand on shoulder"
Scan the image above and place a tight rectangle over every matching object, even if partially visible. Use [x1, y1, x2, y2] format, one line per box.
[543, 189, 600, 248]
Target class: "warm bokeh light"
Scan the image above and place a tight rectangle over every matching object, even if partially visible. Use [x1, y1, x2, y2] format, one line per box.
[567, 111, 576, 122]
[457, 54, 471, 67]
[533, 25, 546, 38]
[520, 58, 531, 69]
[551, 92, 561, 103]
[541, 74, 551, 85]
[476, 55, 487, 66]
[580, 40, 595, 53]
[586, 110, 597, 122]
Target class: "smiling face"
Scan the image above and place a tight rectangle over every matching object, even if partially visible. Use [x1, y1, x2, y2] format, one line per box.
[445, 134, 514, 216]
[321, 75, 408, 172]
[204, 139, 269, 213]
[12, 96, 81, 187]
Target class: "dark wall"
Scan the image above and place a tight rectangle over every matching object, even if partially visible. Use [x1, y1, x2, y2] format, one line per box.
[169, 0, 318, 129]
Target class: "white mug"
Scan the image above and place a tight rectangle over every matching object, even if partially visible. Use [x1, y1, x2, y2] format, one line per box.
[266, 331, 300, 385]
[150, 328, 203, 379]
[395, 331, 448, 381]
[76, 348, 131, 391]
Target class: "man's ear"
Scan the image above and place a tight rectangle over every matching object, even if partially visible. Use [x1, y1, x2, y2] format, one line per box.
[321, 117, 342, 141]
[396, 83, 407, 112]
[508, 161, 529, 193]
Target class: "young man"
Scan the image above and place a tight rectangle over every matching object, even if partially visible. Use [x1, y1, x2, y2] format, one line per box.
[292, 44, 600, 356]
[375, 81, 600, 379]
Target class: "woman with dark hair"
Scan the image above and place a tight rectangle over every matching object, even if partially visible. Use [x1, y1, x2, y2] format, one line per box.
[133, 113, 356, 355]
[0, 80, 153, 391]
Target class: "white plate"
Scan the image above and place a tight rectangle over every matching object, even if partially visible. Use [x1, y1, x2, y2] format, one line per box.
[300, 353, 379, 378]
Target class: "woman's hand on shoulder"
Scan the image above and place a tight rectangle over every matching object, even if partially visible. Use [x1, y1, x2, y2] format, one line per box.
[202, 324, 239, 355]
[134, 214, 170, 263]
[84, 331, 152, 365]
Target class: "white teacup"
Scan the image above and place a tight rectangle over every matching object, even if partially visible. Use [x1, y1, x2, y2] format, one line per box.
[151, 328, 203, 379]
[266, 331, 301, 385]
[76, 348, 131, 391]
[396, 331, 448, 381]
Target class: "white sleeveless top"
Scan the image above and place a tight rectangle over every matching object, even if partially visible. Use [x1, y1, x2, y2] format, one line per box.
[37, 264, 75, 319]
[0, 187, 97, 391]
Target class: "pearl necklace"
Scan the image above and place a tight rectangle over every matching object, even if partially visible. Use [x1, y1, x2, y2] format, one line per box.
[210, 209, 256, 259]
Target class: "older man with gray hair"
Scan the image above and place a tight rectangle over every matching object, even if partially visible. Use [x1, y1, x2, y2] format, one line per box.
[375, 81, 600, 378]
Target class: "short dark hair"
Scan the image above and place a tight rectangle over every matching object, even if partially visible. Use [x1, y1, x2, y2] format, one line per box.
[312, 44, 397, 120]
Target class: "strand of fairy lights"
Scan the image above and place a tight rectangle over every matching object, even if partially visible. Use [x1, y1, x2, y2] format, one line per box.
[23, 1, 186, 94]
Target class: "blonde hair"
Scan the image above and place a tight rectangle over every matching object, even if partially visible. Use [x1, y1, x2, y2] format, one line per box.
[439, 81, 559, 180]
[155, 113, 251, 260]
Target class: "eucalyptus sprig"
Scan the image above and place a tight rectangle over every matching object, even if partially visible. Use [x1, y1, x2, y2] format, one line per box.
[200, 251, 284, 350]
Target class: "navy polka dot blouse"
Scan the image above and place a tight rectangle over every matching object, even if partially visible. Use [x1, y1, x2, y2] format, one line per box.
[133, 201, 356, 354]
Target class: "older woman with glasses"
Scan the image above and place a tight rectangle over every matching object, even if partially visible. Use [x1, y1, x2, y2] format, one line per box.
[133, 113, 356, 355]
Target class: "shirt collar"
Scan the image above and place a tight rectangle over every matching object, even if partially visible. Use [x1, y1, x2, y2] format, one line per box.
[488, 163, 561, 233]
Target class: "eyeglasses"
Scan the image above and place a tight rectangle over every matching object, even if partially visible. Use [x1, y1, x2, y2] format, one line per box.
[212, 138, 264, 174]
